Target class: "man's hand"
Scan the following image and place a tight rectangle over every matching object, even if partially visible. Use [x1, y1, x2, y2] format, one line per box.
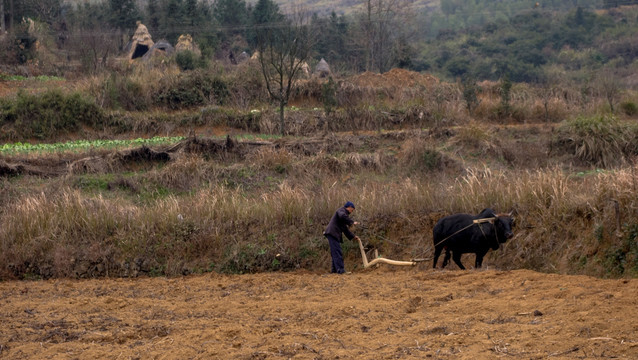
[354, 236, 360, 241]
[353, 221, 360, 225]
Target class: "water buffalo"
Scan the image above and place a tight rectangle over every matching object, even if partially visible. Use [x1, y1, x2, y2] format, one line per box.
[432, 208, 514, 270]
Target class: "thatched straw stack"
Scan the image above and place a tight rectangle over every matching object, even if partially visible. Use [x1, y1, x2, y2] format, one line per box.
[314, 58, 331, 78]
[175, 34, 201, 56]
[126, 22, 154, 60]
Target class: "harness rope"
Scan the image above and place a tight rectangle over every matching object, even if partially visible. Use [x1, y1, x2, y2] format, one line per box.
[433, 217, 499, 249]
[358, 216, 500, 260]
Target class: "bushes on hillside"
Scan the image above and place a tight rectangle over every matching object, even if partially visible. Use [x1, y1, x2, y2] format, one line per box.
[175, 50, 208, 71]
[620, 101, 637, 116]
[0, 90, 106, 140]
[552, 114, 638, 167]
[156, 70, 229, 109]
[100, 73, 152, 111]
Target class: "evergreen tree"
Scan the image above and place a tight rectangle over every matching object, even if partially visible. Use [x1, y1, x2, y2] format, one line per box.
[161, 0, 185, 43]
[461, 76, 481, 116]
[249, 0, 284, 48]
[146, 0, 160, 33]
[251, 0, 283, 25]
[184, 0, 197, 26]
[191, 1, 218, 54]
[214, 0, 248, 39]
[326, 12, 349, 64]
[108, 0, 139, 31]
[499, 75, 512, 116]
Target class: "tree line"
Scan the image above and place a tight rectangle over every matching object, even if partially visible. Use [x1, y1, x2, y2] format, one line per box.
[2, 0, 638, 83]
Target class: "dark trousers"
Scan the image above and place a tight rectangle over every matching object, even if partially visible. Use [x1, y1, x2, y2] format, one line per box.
[325, 234, 345, 274]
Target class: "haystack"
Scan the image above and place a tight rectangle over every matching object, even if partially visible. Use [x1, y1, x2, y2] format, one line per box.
[314, 58, 331, 78]
[126, 21, 154, 60]
[175, 34, 201, 56]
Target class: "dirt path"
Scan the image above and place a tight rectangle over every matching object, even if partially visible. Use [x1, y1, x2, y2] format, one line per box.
[1, 269, 637, 359]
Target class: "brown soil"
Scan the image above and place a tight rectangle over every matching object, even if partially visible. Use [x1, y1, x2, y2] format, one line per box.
[1, 269, 637, 359]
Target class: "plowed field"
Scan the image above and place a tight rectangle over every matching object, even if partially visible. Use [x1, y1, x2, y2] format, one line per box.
[1, 268, 637, 359]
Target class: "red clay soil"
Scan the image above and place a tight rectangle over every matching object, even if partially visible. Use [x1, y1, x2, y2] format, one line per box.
[1, 268, 637, 359]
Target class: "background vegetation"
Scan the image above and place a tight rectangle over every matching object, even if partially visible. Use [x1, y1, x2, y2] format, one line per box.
[1, 0, 638, 79]
[1, 1, 638, 280]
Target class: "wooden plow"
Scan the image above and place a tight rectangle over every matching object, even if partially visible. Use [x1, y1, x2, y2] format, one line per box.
[357, 238, 426, 268]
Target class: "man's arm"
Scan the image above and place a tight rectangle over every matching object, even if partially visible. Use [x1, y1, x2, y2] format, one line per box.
[338, 208, 356, 240]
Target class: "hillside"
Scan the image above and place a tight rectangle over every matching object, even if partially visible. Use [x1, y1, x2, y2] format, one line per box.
[59, 0, 440, 16]
[2, 58, 638, 280]
[271, 0, 438, 15]
[7, 0, 638, 83]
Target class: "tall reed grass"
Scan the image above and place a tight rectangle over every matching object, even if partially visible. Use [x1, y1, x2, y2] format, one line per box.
[3, 160, 638, 279]
[553, 114, 638, 167]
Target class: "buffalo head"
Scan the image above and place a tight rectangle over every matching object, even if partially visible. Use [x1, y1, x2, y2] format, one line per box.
[495, 213, 515, 243]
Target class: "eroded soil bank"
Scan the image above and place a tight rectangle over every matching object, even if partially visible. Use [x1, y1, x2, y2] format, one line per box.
[1, 268, 637, 359]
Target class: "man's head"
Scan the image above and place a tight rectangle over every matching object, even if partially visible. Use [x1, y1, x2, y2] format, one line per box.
[344, 201, 355, 213]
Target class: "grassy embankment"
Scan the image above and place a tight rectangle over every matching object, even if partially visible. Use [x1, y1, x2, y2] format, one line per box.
[1, 65, 638, 280]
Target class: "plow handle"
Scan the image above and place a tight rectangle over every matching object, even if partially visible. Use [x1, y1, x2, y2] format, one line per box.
[357, 238, 416, 268]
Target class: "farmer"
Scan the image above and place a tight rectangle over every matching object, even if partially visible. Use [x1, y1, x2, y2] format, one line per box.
[324, 201, 360, 274]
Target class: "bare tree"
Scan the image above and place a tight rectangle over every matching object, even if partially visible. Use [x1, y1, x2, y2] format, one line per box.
[24, 0, 61, 26]
[535, 66, 563, 123]
[595, 68, 622, 113]
[355, 0, 414, 73]
[8, 0, 13, 31]
[1, 1, 5, 35]
[68, 27, 119, 74]
[256, 8, 315, 135]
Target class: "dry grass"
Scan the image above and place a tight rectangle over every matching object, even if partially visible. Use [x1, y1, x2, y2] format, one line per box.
[3, 157, 638, 278]
[4, 68, 638, 279]
[246, 147, 296, 170]
[451, 122, 500, 153]
[553, 115, 638, 167]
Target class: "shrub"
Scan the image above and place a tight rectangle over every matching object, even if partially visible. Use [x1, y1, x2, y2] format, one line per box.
[0, 90, 105, 139]
[461, 77, 481, 115]
[100, 73, 151, 111]
[175, 50, 208, 71]
[620, 101, 638, 116]
[601, 223, 638, 277]
[156, 70, 229, 109]
[0, 34, 18, 65]
[399, 137, 444, 172]
[225, 64, 268, 107]
[499, 76, 513, 116]
[552, 114, 638, 167]
[176, 51, 197, 71]
[322, 77, 338, 116]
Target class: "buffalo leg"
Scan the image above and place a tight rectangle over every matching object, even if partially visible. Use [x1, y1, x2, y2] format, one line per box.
[475, 250, 488, 268]
[452, 252, 465, 270]
[433, 246, 443, 268]
[442, 249, 451, 268]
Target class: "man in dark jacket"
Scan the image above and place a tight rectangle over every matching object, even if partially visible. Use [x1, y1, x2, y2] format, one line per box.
[324, 201, 360, 274]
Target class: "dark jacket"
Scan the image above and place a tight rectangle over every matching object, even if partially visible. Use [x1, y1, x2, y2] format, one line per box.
[324, 206, 355, 242]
